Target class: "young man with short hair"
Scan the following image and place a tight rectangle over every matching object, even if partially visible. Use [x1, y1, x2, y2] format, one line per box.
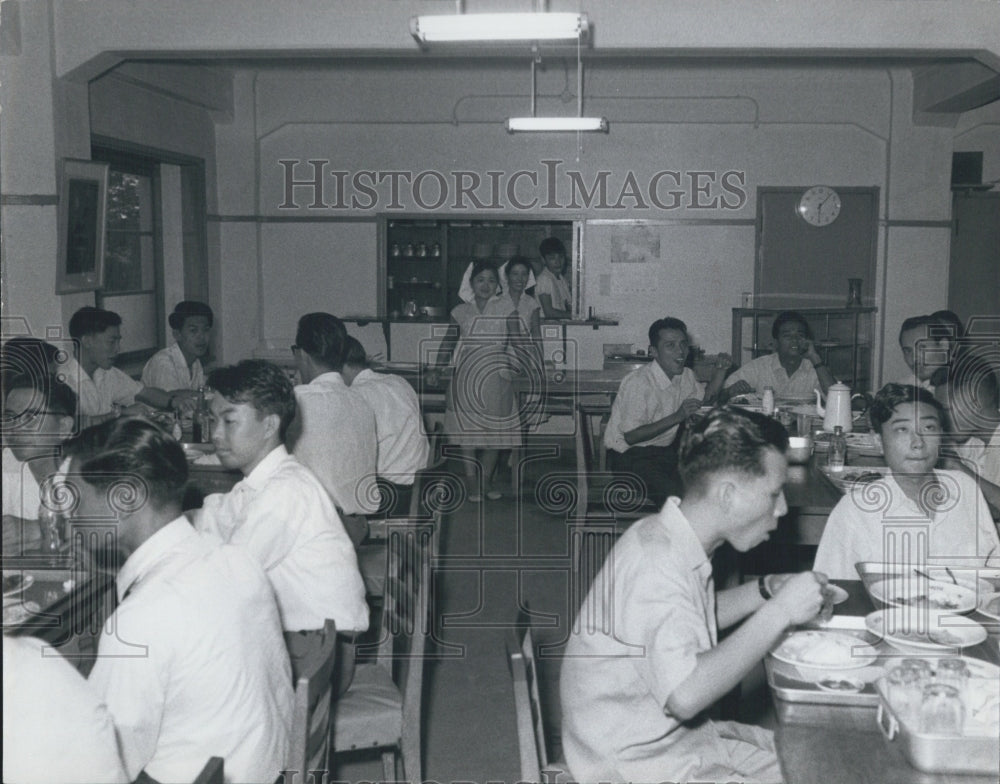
[65, 418, 293, 784]
[141, 300, 214, 392]
[286, 312, 379, 544]
[814, 383, 1000, 579]
[533, 236, 572, 319]
[2, 339, 78, 551]
[721, 310, 835, 402]
[195, 359, 368, 673]
[341, 336, 429, 517]
[63, 306, 179, 420]
[562, 407, 828, 782]
[604, 317, 730, 506]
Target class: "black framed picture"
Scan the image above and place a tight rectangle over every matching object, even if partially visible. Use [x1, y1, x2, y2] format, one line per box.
[56, 159, 109, 293]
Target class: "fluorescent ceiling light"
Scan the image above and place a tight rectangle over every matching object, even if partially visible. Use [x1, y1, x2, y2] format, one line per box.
[411, 13, 589, 43]
[505, 116, 608, 133]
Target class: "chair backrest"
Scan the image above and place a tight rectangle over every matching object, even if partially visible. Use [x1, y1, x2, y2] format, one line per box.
[508, 614, 549, 782]
[285, 619, 338, 782]
[574, 404, 595, 518]
[191, 757, 224, 784]
[356, 521, 433, 780]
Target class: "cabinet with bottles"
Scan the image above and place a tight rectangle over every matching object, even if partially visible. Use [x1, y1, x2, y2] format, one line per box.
[381, 217, 574, 321]
[384, 220, 448, 320]
[730, 307, 877, 392]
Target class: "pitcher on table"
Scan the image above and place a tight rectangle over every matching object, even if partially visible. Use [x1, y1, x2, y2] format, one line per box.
[815, 382, 870, 433]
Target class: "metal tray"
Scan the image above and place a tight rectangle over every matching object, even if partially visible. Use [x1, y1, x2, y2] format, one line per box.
[875, 678, 1000, 775]
[767, 617, 885, 709]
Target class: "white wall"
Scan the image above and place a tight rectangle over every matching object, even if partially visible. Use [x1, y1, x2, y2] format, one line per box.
[213, 63, 919, 377]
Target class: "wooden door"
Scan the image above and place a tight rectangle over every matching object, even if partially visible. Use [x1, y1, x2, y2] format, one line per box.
[756, 188, 879, 309]
[949, 192, 1000, 323]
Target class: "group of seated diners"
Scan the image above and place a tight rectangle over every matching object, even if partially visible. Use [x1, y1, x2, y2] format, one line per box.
[2, 306, 428, 783]
[2, 295, 999, 784]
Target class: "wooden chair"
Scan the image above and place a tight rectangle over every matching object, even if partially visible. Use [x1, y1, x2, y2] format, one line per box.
[507, 612, 571, 783]
[284, 619, 338, 783]
[332, 522, 433, 782]
[191, 757, 224, 784]
[574, 403, 658, 520]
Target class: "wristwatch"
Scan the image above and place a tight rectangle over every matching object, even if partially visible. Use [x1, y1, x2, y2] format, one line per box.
[758, 574, 773, 600]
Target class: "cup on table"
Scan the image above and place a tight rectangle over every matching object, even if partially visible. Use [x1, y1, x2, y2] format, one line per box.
[900, 658, 933, 688]
[886, 665, 923, 726]
[934, 658, 970, 700]
[919, 682, 965, 735]
[796, 413, 811, 437]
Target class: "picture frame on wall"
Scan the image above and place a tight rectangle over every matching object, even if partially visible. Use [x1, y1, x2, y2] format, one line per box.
[55, 158, 109, 294]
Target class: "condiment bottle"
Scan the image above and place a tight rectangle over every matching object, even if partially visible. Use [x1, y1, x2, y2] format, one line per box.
[762, 386, 775, 416]
[827, 425, 847, 472]
[192, 387, 207, 443]
[171, 410, 183, 441]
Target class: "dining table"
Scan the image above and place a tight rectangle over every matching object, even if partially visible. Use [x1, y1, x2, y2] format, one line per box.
[772, 578, 1000, 784]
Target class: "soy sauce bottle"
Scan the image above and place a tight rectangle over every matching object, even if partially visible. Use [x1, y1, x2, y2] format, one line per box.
[827, 425, 847, 472]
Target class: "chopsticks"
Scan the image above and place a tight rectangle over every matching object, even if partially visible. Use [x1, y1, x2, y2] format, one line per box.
[913, 566, 960, 585]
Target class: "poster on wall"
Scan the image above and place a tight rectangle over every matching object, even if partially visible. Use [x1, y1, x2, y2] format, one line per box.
[55, 159, 109, 294]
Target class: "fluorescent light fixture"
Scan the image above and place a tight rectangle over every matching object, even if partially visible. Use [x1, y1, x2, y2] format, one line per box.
[411, 13, 589, 43]
[505, 116, 608, 133]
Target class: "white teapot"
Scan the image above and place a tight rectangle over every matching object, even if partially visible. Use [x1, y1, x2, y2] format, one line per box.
[815, 383, 870, 433]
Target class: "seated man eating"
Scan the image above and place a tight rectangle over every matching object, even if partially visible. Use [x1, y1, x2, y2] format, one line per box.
[721, 310, 835, 402]
[563, 407, 828, 783]
[814, 383, 1000, 579]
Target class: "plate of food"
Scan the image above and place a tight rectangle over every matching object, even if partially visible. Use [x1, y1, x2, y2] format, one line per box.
[771, 630, 878, 670]
[868, 577, 978, 613]
[2, 600, 41, 626]
[2, 572, 33, 598]
[865, 609, 988, 651]
[979, 592, 1000, 622]
[819, 465, 890, 493]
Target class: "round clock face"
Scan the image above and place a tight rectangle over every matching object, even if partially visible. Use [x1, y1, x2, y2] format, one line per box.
[797, 186, 841, 226]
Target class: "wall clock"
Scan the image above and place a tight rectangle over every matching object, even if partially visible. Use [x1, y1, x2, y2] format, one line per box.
[797, 185, 841, 227]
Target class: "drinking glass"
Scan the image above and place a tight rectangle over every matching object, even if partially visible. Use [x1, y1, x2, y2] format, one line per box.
[935, 658, 971, 700]
[900, 658, 933, 688]
[919, 683, 965, 735]
[885, 665, 922, 726]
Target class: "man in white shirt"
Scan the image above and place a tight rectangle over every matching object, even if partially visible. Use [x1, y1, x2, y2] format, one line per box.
[814, 383, 1000, 580]
[286, 312, 379, 545]
[721, 310, 835, 401]
[63, 417, 293, 784]
[62, 307, 181, 421]
[563, 407, 828, 783]
[196, 358, 368, 678]
[533, 236, 572, 319]
[341, 336, 429, 517]
[4, 635, 128, 784]
[141, 300, 213, 392]
[937, 357, 1000, 518]
[605, 318, 729, 507]
[2, 348, 78, 552]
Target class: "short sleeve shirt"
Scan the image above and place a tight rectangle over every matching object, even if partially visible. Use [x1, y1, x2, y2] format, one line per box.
[141, 343, 204, 391]
[604, 363, 704, 453]
[560, 499, 723, 783]
[727, 352, 820, 399]
[814, 469, 1000, 580]
[533, 269, 571, 313]
[61, 356, 143, 416]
